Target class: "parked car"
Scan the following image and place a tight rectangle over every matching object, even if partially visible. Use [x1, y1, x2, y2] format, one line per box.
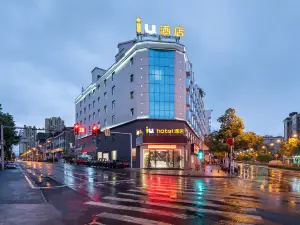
[114, 160, 125, 169]
[76, 159, 86, 165]
[123, 160, 130, 168]
[5, 162, 17, 169]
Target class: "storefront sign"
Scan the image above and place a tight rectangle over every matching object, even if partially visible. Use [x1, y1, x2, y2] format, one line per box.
[145, 126, 185, 135]
[148, 145, 177, 149]
[136, 18, 184, 40]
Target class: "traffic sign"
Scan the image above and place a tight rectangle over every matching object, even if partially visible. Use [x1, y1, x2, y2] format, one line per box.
[105, 128, 110, 136]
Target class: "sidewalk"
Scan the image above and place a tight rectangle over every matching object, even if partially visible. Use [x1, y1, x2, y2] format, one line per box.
[0, 168, 63, 225]
[127, 165, 233, 178]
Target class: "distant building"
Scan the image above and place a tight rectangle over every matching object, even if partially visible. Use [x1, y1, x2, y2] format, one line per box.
[45, 127, 75, 160]
[263, 135, 283, 153]
[284, 112, 300, 141]
[45, 117, 65, 133]
[18, 125, 37, 154]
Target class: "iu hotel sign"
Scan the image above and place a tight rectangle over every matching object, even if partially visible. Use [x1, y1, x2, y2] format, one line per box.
[136, 18, 184, 41]
[137, 126, 186, 136]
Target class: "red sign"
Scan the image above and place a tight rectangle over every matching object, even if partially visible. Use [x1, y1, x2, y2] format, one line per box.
[79, 127, 86, 134]
[226, 138, 234, 146]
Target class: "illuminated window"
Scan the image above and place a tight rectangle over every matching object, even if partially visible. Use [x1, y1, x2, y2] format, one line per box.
[130, 74, 134, 82]
[130, 91, 134, 99]
[132, 148, 136, 161]
[97, 152, 102, 160]
[148, 49, 175, 119]
[112, 150, 117, 160]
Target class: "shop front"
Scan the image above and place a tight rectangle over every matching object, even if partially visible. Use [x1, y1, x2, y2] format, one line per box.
[142, 145, 184, 168]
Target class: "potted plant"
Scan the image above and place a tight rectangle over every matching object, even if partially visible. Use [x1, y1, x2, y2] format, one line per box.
[176, 156, 183, 168]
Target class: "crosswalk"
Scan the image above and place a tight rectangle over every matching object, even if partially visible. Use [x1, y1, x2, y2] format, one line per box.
[84, 178, 264, 225]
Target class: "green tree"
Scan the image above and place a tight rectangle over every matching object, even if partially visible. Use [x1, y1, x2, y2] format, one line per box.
[217, 108, 244, 139]
[279, 138, 300, 157]
[235, 132, 264, 151]
[204, 131, 228, 153]
[0, 104, 19, 160]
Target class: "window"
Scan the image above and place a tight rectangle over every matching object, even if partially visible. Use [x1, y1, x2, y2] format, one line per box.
[89, 104, 91, 110]
[112, 150, 117, 160]
[80, 110, 82, 116]
[93, 90, 95, 95]
[89, 115, 91, 121]
[97, 152, 102, 160]
[104, 119, 107, 126]
[104, 79, 107, 87]
[97, 84, 100, 91]
[76, 113, 78, 118]
[130, 108, 134, 116]
[130, 74, 134, 82]
[104, 136, 107, 143]
[93, 112, 95, 119]
[148, 49, 175, 119]
[132, 148, 136, 161]
[80, 101, 82, 107]
[84, 107, 86, 113]
[89, 93, 91, 99]
[84, 97, 86, 103]
[130, 57, 133, 65]
[104, 92, 107, 99]
[112, 86, 115, 95]
[98, 109, 100, 116]
[80, 120, 82, 125]
[112, 100, 115, 110]
[84, 118, 86, 124]
[130, 91, 134, 99]
[112, 115, 115, 124]
[98, 97, 100, 102]
[93, 101, 95, 108]
[112, 72, 115, 81]
[97, 75, 101, 80]
[104, 105, 107, 113]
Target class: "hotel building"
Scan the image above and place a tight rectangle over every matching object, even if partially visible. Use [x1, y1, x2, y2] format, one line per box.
[74, 39, 211, 168]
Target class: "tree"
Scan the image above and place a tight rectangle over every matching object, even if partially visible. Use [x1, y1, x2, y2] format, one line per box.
[279, 138, 300, 157]
[234, 132, 264, 151]
[204, 131, 228, 153]
[0, 104, 19, 160]
[217, 108, 244, 139]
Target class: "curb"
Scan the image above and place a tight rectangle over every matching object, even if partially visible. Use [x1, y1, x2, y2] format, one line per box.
[142, 172, 236, 178]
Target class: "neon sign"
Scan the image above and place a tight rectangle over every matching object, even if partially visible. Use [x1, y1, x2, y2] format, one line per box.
[136, 18, 184, 41]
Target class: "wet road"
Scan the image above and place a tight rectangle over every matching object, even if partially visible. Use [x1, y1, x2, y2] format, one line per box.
[18, 161, 300, 225]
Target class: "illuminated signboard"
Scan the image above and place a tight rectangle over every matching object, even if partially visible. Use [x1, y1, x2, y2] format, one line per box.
[79, 127, 86, 134]
[136, 18, 184, 41]
[145, 126, 184, 135]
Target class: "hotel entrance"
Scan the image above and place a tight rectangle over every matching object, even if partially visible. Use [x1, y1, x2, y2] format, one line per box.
[143, 145, 182, 168]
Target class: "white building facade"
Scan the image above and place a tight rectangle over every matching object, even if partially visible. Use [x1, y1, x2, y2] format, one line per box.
[75, 40, 211, 168]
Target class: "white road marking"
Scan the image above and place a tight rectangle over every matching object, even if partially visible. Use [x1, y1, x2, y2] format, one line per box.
[103, 196, 259, 219]
[88, 222, 105, 225]
[116, 192, 256, 212]
[96, 212, 173, 225]
[84, 201, 187, 219]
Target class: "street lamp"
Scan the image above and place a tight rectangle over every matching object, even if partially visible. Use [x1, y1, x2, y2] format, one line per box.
[293, 134, 297, 138]
[277, 139, 281, 143]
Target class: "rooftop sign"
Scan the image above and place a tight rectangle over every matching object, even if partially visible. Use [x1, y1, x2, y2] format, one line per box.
[136, 18, 184, 42]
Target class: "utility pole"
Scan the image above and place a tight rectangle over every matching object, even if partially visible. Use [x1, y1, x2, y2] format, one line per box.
[1, 125, 4, 170]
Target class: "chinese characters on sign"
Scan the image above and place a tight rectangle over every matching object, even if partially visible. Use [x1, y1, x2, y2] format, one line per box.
[136, 18, 184, 40]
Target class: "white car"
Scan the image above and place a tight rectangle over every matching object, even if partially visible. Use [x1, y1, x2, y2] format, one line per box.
[5, 162, 17, 169]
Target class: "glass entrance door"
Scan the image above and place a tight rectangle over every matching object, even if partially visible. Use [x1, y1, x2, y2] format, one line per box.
[144, 149, 175, 168]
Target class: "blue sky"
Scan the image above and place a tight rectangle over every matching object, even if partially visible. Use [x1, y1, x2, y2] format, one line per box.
[1, 0, 300, 137]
